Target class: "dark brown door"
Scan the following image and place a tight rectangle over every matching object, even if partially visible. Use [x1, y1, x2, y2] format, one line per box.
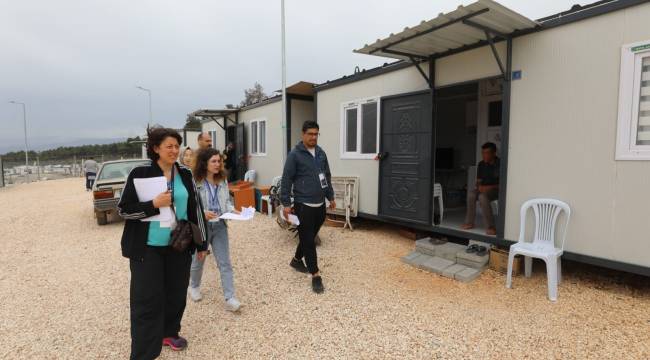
[379, 92, 432, 224]
[235, 123, 247, 180]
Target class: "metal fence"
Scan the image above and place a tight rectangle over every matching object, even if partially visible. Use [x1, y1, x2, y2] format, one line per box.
[1, 153, 142, 186]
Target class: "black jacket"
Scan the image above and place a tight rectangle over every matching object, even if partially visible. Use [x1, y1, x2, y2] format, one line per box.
[117, 161, 208, 261]
[280, 142, 334, 207]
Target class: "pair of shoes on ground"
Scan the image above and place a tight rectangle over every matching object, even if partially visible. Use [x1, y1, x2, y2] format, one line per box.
[188, 287, 241, 312]
[466, 244, 488, 256]
[290, 258, 325, 294]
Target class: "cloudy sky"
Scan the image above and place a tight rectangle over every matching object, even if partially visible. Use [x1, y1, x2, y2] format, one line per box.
[0, 0, 585, 151]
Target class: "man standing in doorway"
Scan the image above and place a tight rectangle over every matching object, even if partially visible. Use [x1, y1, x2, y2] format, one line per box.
[83, 156, 99, 191]
[223, 141, 236, 182]
[462, 142, 500, 235]
[281, 121, 335, 294]
[197, 132, 212, 150]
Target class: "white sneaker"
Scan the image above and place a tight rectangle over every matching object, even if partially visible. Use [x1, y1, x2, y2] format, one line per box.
[188, 287, 202, 302]
[225, 297, 241, 312]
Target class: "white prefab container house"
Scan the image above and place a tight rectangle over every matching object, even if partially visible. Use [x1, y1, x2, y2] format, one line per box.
[193, 82, 315, 185]
[313, 0, 650, 275]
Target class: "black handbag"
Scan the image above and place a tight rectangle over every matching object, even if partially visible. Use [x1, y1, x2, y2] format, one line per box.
[169, 166, 203, 252]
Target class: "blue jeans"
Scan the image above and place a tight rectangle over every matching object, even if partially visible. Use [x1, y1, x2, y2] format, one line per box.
[189, 221, 235, 300]
[85, 172, 96, 190]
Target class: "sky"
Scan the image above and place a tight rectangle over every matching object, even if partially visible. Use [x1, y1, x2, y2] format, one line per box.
[0, 0, 587, 151]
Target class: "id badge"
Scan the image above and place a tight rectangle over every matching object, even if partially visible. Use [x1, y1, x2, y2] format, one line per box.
[318, 173, 328, 189]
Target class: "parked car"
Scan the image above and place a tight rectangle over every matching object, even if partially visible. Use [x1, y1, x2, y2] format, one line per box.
[92, 159, 150, 225]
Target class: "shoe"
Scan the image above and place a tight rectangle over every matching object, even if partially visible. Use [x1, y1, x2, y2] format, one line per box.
[162, 336, 188, 351]
[312, 276, 325, 294]
[290, 258, 309, 273]
[225, 297, 241, 312]
[188, 287, 202, 302]
[486, 227, 497, 236]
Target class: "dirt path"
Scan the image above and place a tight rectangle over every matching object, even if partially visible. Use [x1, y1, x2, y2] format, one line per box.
[1, 178, 648, 359]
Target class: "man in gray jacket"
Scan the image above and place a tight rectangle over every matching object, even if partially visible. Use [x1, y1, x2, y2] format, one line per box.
[281, 121, 336, 293]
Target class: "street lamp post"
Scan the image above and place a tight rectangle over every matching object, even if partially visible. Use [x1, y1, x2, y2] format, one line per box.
[135, 86, 152, 128]
[9, 100, 28, 168]
[280, 0, 287, 165]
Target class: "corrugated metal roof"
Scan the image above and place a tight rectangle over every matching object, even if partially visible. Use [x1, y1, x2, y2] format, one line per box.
[354, 0, 538, 61]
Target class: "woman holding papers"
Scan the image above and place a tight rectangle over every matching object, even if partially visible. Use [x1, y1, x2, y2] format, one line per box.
[117, 127, 208, 359]
[188, 147, 241, 312]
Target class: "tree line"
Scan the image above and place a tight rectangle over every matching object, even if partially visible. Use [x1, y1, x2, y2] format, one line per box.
[1, 137, 143, 163]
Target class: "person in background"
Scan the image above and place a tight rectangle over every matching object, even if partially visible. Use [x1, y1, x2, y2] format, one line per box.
[180, 147, 194, 169]
[197, 132, 212, 150]
[281, 121, 336, 294]
[461, 142, 500, 236]
[223, 141, 236, 182]
[83, 156, 99, 191]
[188, 148, 241, 312]
[118, 127, 208, 359]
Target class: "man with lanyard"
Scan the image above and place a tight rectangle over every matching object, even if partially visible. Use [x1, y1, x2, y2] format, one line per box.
[281, 121, 336, 294]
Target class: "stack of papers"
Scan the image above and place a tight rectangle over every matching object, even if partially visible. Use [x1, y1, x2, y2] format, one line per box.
[133, 176, 172, 222]
[219, 206, 256, 221]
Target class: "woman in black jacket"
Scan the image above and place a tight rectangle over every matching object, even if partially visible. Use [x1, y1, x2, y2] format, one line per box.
[118, 127, 208, 360]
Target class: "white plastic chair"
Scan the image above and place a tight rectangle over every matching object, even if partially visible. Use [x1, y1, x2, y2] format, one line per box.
[433, 183, 444, 224]
[244, 170, 256, 183]
[505, 198, 571, 301]
[261, 176, 282, 218]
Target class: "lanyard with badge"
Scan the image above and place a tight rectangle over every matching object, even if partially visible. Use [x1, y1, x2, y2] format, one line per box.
[167, 166, 178, 229]
[312, 149, 328, 189]
[204, 179, 221, 217]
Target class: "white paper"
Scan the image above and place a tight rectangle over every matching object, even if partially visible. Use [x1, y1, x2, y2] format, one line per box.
[218, 206, 256, 221]
[279, 207, 300, 226]
[133, 176, 172, 222]
[287, 214, 300, 226]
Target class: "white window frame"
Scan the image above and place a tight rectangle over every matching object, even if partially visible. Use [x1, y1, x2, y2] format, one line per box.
[249, 118, 267, 156]
[340, 96, 380, 160]
[616, 40, 650, 160]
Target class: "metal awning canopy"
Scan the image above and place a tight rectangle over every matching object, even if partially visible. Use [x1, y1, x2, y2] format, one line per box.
[354, 0, 538, 63]
[190, 109, 239, 131]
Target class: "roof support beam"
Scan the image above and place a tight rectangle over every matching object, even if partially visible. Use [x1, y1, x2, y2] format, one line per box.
[370, 7, 490, 55]
[484, 30, 507, 80]
[408, 56, 433, 90]
[210, 116, 225, 130]
[383, 48, 428, 60]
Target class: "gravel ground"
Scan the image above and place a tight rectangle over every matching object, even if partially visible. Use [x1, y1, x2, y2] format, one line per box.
[1, 178, 649, 359]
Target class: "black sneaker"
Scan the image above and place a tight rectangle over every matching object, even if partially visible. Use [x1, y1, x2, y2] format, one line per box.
[290, 258, 309, 273]
[312, 276, 325, 294]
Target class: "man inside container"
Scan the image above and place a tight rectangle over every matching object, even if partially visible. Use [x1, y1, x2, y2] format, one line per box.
[461, 142, 500, 236]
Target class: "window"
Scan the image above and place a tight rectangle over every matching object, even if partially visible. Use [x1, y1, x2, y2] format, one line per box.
[341, 97, 380, 159]
[616, 40, 650, 160]
[250, 119, 266, 156]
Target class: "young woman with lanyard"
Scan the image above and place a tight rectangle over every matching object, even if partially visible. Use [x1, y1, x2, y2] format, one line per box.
[188, 147, 241, 312]
[117, 127, 208, 359]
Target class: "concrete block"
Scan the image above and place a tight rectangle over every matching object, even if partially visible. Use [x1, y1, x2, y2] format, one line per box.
[441, 263, 468, 279]
[401, 251, 421, 265]
[457, 258, 488, 270]
[420, 256, 455, 274]
[415, 238, 438, 256]
[408, 253, 435, 270]
[434, 242, 466, 261]
[456, 251, 489, 269]
[454, 267, 481, 283]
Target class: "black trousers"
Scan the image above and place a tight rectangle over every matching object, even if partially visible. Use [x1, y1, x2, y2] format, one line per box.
[129, 246, 192, 360]
[294, 203, 326, 274]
